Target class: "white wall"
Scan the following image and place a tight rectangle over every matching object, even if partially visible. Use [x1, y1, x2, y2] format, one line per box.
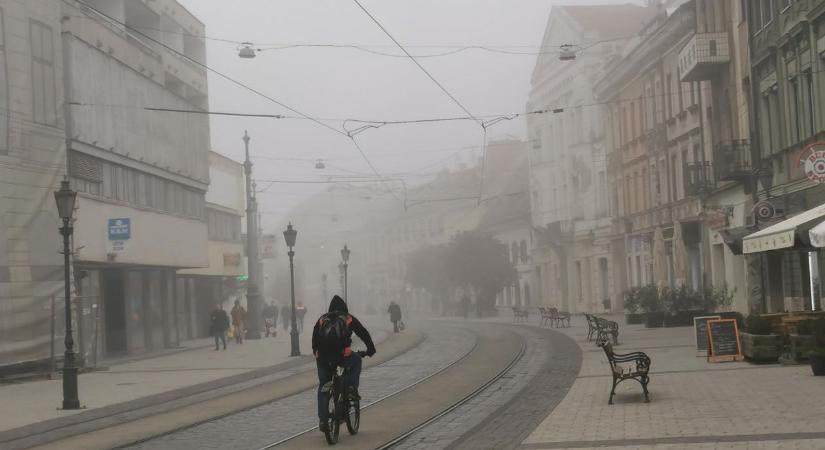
[74, 197, 208, 268]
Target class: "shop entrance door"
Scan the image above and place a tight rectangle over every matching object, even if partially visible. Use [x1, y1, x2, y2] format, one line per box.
[102, 269, 127, 354]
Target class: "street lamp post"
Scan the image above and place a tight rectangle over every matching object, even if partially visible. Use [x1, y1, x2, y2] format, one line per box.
[54, 180, 80, 410]
[283, 223, 300, 356]
[341, 245, 350, 303]
[243, 131, 262, 339]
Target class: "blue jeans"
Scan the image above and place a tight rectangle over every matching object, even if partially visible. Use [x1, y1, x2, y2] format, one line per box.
[317, 353, 362, 421]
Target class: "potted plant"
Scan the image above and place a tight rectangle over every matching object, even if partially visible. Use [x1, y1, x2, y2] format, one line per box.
[623, 287, 644, 325]
[663, 285, 702, 327]
[602, 298, 612, 312]
[808, 319, 825, 376]
[639, 284, 665, 328]
[741, 314, 782, 363]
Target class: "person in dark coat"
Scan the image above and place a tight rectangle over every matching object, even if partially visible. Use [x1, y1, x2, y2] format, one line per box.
[387, 301, 402, 333]
[313, 295, 376, 432]
[231, 300, 247, 344]
[296, 302, 307, 333]
[210, 304, 230, 350]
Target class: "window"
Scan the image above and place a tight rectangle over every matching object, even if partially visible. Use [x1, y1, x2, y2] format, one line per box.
[30, 20, 56, 126]
[803, 70, 815, 138]
[789, 74, 801, 143]
[0, 8, 7, 153]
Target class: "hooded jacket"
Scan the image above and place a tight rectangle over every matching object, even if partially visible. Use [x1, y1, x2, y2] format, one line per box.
[312, 295, 376, 362]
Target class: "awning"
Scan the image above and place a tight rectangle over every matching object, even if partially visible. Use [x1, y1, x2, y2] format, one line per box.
[809, 220, 825, 247]
[718, 227, 754, 255]
[742, 202, 825, 253]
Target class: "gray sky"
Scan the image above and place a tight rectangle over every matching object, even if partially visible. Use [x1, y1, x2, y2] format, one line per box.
[178, 0, 642, 230]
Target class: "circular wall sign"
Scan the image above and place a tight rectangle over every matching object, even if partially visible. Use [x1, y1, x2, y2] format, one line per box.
[798, 142, 825, 184]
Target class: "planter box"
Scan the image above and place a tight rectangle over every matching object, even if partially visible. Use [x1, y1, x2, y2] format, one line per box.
[811, 353, 825, 376]
[789, 335, 817, 362]
[741, 332, 782, 363]
[625, 313, 644, 325]
[664, 311, 699, 327]
[644, 311, 666, 328]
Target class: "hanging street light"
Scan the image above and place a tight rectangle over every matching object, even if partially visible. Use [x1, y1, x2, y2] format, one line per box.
[238, 42, 256, 59]
[54, 179, 81, 410]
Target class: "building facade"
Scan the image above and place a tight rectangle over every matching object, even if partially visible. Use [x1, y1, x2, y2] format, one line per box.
[0, 0, 67, 368]
[740, 0, 825, 313]
[178, 152, 244, 338]
[63, 0, 210, 357]
[527, 4, 657, 314]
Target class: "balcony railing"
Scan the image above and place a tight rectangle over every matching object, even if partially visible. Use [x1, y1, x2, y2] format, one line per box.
[684, 161, 715, 196]
[678, 32, 730, 82]
[714, 140, 752, 182]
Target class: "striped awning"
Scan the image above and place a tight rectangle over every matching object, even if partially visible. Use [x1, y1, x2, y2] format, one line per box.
[742, 202, 825, 253]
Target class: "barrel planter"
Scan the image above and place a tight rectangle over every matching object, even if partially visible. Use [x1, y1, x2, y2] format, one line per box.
[810, 352, 825, 376]
[740, 332, 782, 363]
[664, 311, 697, 327]
[644, 311, 666, 328]
[625, 313, 644, 325]
[789, 335, 817, 362]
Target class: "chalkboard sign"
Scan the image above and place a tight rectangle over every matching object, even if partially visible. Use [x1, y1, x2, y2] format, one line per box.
[706, 319, 743, 362]
[693, 315, 720, 355]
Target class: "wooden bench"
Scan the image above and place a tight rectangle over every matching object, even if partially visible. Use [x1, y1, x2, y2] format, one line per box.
[599, 340, 651, 405]
[512, 307, 529, 323]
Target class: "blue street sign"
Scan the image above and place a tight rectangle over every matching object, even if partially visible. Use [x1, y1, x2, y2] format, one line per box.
[108, 218, 131, 240]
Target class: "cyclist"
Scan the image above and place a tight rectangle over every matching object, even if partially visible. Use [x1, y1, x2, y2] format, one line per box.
[313, 295, 376, 433]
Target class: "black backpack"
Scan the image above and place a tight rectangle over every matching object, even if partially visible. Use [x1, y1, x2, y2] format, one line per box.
[317, 312, 350, 356]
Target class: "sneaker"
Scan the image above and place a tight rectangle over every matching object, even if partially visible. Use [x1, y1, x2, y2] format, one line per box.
[348, 386, 361, 401]
[319, 420, 330, 433]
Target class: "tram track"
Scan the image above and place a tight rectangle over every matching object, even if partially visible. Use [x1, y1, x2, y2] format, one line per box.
[269, 325, 526, 450]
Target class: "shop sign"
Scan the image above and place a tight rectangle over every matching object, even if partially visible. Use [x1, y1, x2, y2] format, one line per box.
[223, 252, 241, 267]
[797, 141, 825, 183]
[107, 218, 130, 253]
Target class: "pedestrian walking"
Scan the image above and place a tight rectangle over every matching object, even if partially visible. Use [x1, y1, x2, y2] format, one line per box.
[210, 303, 230, 350]
[231, 300, 247, 344]
[296, 302, 307, 333]
[263, 301, 277, 337]
[388, 301, 403, 333]
[281, 304, 290, 331]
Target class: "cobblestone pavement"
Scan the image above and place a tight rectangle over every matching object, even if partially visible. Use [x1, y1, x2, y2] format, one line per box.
[126, 323, 477, 450]
[392, 325, 580, 450]
[520, 315, 825, 450]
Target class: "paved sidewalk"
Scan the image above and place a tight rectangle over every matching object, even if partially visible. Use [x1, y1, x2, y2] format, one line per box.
[0, 315, 387, 434]
[519, 315, 825, 450]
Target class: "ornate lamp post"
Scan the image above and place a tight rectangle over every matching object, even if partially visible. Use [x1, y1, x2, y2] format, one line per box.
[338, 262, 345, 293]
[243, 131, 261, 339]
[54, 180, 80, 410]
[340, 245, 350, 303]
[283, 223, 300, 356]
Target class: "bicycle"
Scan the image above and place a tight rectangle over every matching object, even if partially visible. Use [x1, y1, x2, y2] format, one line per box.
[321, 351, 365, 445]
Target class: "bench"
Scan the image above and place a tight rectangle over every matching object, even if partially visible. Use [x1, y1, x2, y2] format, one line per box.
[599, 340, 651, 405]
[540, 307, 570, 327]
[512, 307, 529, 323]
[550, 307, 570, 328]
[595, 317, 619, 345]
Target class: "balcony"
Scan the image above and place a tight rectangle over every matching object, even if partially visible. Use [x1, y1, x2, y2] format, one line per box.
[678, 32, 730, 82]
[684, 161, 715, 196]
[714, 140, 752, 182]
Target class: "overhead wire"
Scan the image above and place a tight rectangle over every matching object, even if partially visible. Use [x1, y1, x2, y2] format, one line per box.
[75, 0, 398, 201]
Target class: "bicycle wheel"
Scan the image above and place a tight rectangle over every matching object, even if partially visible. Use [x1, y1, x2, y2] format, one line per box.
[323, 389, 340, 445]
[345, 398, 360, 435]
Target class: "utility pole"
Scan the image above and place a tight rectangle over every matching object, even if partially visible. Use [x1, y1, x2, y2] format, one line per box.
[243, 131, 261, 339]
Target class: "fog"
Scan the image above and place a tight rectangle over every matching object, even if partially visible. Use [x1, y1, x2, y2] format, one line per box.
[179, 0, 643, 230]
